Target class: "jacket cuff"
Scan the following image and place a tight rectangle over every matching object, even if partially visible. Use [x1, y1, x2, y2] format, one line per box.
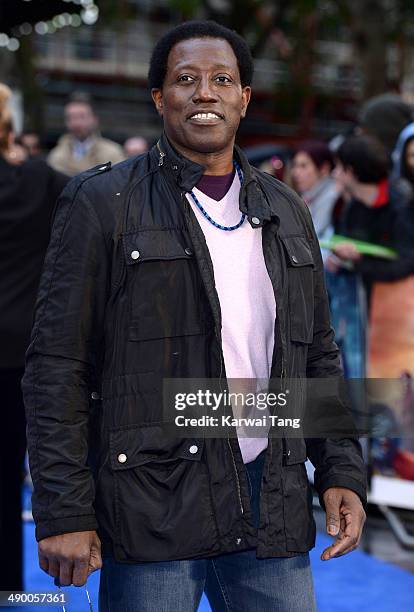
[316, 474, 368, 512]
[35, 515, 99, 542]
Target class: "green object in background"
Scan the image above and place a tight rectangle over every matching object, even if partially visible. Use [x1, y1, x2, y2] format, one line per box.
[319, 234, 398, 260]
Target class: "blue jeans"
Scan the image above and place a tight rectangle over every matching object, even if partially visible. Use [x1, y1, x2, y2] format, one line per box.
[98, 449, 317, 611]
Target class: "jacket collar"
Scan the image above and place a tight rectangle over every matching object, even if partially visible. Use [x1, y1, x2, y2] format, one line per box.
[150, 132, 272, 225]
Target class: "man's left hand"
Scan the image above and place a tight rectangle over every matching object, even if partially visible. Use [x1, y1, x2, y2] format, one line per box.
[321, 487, 366, 561]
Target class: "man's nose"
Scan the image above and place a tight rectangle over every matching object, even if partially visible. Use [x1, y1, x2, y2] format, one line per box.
[192, 76, 218, 103]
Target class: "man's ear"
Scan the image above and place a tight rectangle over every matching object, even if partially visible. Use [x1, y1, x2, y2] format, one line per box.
[240, 86, 251, 119]
[151, 89, 163, 116]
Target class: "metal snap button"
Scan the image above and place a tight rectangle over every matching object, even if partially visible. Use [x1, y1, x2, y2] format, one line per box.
[236, 537, 242, 545]
[189, 445, 198, 454]
[291, 255, 298, 264]
[91, 391, 100, 400]
[184, 247, 193, 256]
[117, 453, 127, 464]
[251, 216, 261, 225]
[130, 250, 140, 260]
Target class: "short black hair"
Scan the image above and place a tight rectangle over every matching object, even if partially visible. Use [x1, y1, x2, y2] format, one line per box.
[66, 91, 96, 114]
[148, 20, 253, 90]
[337, 134, 390, 183]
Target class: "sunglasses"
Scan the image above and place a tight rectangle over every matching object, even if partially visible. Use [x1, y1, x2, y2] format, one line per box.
[54, 576, 93, 612]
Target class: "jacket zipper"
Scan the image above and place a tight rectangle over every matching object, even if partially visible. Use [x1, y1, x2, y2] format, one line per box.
[228, 436, 244, 514]
[179, 187, 245, 517]
[218, 340, 244, 516]
[215, 322, 244, 515]
[156, 142, 166, 166]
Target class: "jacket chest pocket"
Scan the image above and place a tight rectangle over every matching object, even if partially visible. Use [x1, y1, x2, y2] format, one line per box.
[122, 227, 210, 341]
[280, 235, 315, 344]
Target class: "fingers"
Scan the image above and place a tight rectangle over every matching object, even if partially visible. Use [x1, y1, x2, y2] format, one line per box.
[59, 560, 75, 587]
[72, 555, 90, 587]
[37, 531, 99, 587]
[87, 540, 103, 577]
[321, 501, 366, 561]
[321, 523, 359, 560]
[74, 529, 102, 585]
[38, 551, 49, 575]
[333, 243, 360, 261]
[38, 551, 89, 587]
[324, 490, 341, 536]
[326, 510, 341, 536]
[47, 558, 60, 580]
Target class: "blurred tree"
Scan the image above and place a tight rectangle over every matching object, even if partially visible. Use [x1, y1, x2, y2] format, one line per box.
[6, 0, 414, 140]
[15, 36, 44, 134]
[167, 0, 321, 133]
[167, 0, 414, 130]
[336, 1, 387, 98]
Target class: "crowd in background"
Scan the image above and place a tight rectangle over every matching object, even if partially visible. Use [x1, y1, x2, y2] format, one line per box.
[1, 81, 414, 590]
[289, 95, 414, 379]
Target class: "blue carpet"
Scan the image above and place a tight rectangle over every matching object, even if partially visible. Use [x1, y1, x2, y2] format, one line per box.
[20, 522, 414, 611]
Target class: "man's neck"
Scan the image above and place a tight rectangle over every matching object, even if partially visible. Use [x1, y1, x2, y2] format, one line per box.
[351, 183, 379, 207]
[166, 136, 234, 176]
[72, 133, 94, 144]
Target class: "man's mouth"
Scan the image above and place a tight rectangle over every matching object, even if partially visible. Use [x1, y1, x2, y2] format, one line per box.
[187, 111, 224, 124]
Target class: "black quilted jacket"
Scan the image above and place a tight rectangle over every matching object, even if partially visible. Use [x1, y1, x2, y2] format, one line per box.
[22, 133, 367, 563]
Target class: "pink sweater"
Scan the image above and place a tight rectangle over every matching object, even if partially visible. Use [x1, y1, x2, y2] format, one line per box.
[186, 172, 276, 463]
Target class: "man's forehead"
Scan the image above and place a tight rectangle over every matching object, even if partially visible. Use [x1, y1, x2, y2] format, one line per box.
[65, 102, 93, 115]
[168, 37, 238, 68]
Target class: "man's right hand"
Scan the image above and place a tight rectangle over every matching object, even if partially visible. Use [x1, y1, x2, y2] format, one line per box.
[333, 242, 361, 262]
[38, 530, 102, 587]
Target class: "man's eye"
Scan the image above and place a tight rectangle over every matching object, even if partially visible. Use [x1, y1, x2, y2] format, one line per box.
[178, 75, 194, 82]
[215, 75, 232, 83]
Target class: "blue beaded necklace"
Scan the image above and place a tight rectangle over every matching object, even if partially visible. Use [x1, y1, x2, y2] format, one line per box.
[188, 160, 245, 231]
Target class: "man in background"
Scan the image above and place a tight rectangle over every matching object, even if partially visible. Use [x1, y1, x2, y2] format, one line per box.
[18, 132, 43, 158]
[0, 82, 68, 590]
[332, 134, 414, 299]
[326, 134, 414, 378]
[48, 92, 125, 176]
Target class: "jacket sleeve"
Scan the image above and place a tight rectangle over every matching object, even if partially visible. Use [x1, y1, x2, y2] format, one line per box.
[21, 172, 110, 542]
[299, 200, 368, 511]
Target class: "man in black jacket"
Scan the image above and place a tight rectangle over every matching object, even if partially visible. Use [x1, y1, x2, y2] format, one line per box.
[327, 134, 414, 379]
[332, 134, 414, 302]
[22, 21, 367, 611]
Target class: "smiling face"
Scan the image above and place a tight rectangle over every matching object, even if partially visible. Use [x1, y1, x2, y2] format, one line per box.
[151, 37, 251, 164]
